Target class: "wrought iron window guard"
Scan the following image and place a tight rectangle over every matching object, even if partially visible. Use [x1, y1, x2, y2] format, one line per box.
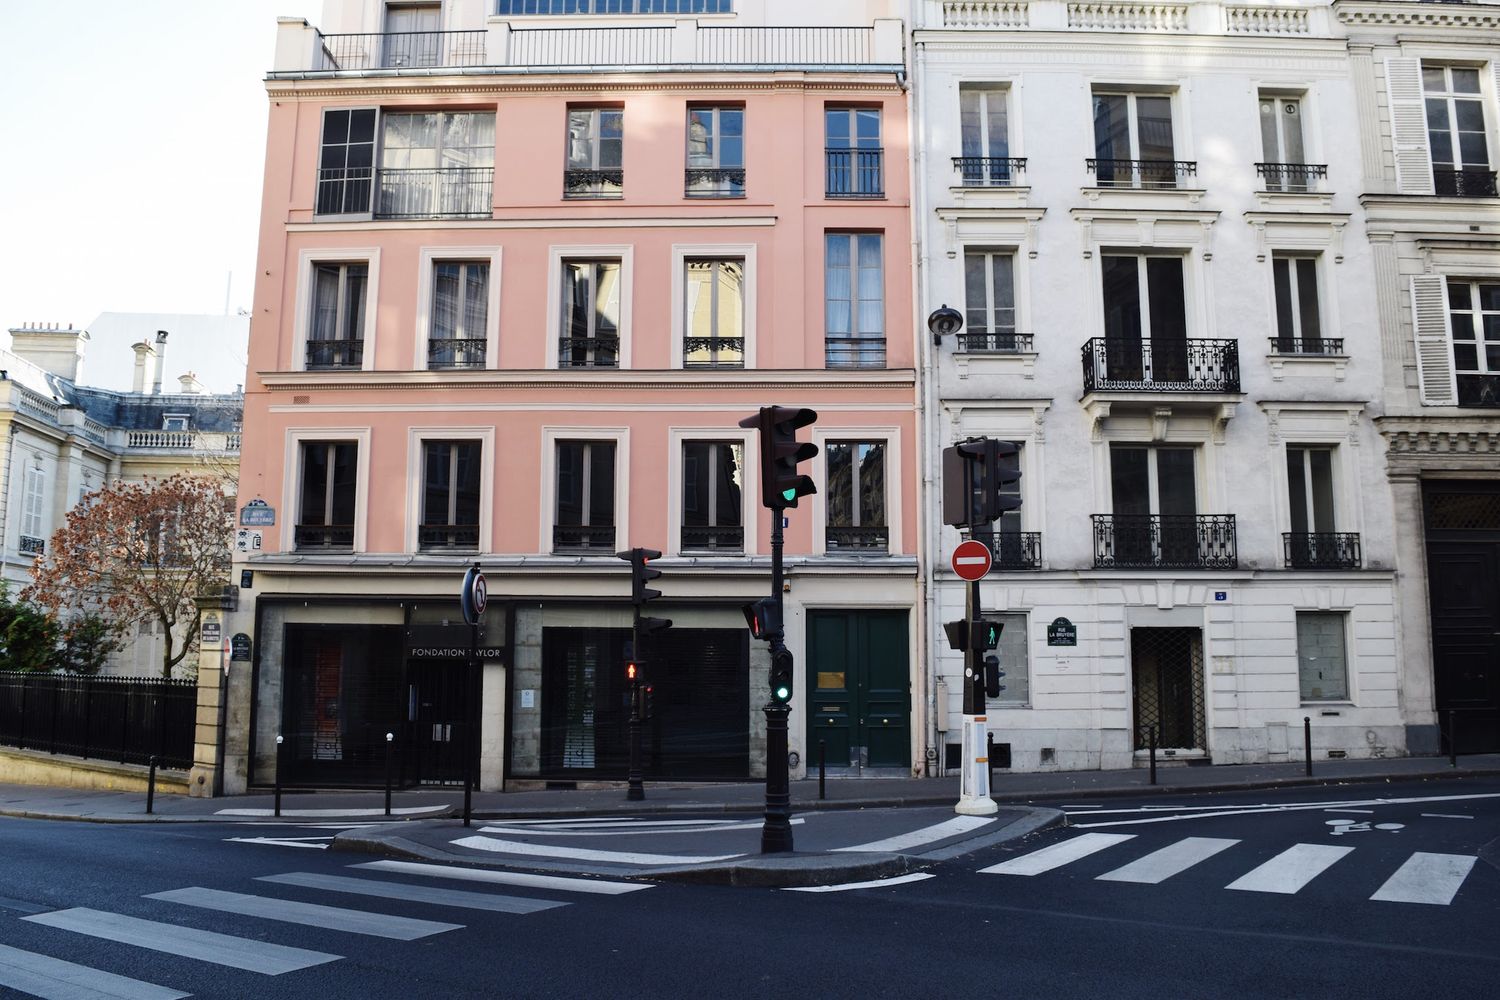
[305, 341, 364, 370]
[1268, 337, 1343, 356]
[315, 30, 487, 71]
[684, 167, 746, 198]
[682, 336, 744, 368]
[825, 148, 884, 198]
[18, 535, 44, 556]
[1255, 162, 1328, 192]
[1092, 514, 1238, 569]
[295, 524, 355, 550]
[553, 525, 616, 552]
[375, 167, 492, 219]
[826, 526, 889, 552]
[957, 331, 1034, 354]
[951, 156, 1027, 187]
[1456, 373, 1500, 408]
[1434, 168, 1499, 198]
[420, 524, 480, 551]
[564, 169, 624, 198]
[1086, 158, 1197, 189]
[983, 531, 1042, 570]
[1283, 532, 1361, 569]
[680, 526, 744, 552]
[825, 339, 886, 369]
[1082, 338, 1240, 392]
[558, 336, 620, 369]
[428, 338, 487, 369]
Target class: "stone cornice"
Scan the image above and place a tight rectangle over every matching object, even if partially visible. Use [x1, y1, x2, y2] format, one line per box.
[1334, 1, 1500, 30]
[258, 368, 917, 393]
[264, 72, 903, 100]
[1377, 418, 1500, 469]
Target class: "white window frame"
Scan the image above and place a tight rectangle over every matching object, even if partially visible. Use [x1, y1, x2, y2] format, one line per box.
[958, 84, 1013, 163]
[666, 426, 756, 557]
[19, 463, 46, 548]
[1285, 444, 1339, 534]
[1258, 92, 1307, 166]
[1422, 63, 1494, 173]
[1296, 609, 1354, 705]
[1270, 252, 1324, 345]
[414, 245, 503, 370]
[1097, 250, 1194, 342]
[985, 610, 1031, 708]
[1089, 87, 1183, 164]
[1258, 403, 1367, 543]
[281, 427, 372, 553]
[546, 245, 633, 369]
[1447, 278, 1500, 376]
[809, 426, 902, 556]
[539, 426, 629, 555]
[670, 244, 757, 368]
[962, 247, 1019, 340]
[406, 426, 496, 553]
[293, 248, 381, 373]
[1106, 444, 1201, 517]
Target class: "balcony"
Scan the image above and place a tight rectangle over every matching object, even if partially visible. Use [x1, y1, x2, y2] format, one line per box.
[986, 531, 1042, 570]
[825, 149, 884, 199]
[952, 157, 1027, 188]
[685, 168, 746, 199]
[428, 338, 487, 370]
[826, 526, 889, 553]
[1092, 514, 1238, 570]
[558, 336, 620, 369]
[1434, 168, 1498, 198]
[681, 525, 744, 553]
[825, 339, 886, 369]
[682, 337, 744, 370]
[1082, 338, 1240, 393]
[1269, 337, 1343, 356]
[1284, 532, 1361, 570]
[564, 169, 623, 200]
[18, 535, 45, 557]
[1256, 162, 1328, 193]
[295, 524, 355, 550]
[420, 524, 480, 551]
[375, 167, 492, 219]
[314, 30, 487, 71]
[1086, 158, 1197, 190]
[305, 340, 364, 370]
[957, 331, 1034, 354]
[1458, 374, 1500, 408]
[553, 525, 616, 553]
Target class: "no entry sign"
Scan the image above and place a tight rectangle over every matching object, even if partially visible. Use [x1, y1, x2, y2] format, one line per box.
[952, 539, 993, 582]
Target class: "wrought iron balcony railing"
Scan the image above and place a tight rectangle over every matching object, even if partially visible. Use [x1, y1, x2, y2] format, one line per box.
[1457, 373, 1500, 408]
[825, 339, 886, 369]
[558, 336, 620, 369]
[952, 156, 1027, 187]
[1092, 514, 1238, 569]
[376, 167, 492, 219]
[1086, 158, 1197, 189]
[316, 167, 372, 215]
[682, 337, 744, 369]
[1256, 162, 1328, 193]
[957, 331, 1034, 354]
[564, 169, 624, 199]
[825, 149, 884, 198]
[18, 535, 44, 557]
[685, 167, 746, 198]
[680, 525, 744, 552]
[826, 526, 889, 552]
[295, 524, 355, 550]
[428, 338, 487, 370]
[315, 30, 488, 71]
[1268, 337, 1343, 356]
[1082, 338, 1240, 393]
[553, 525, 616, 552]
[420, 524, 480, 551]
[1434, 168, 1499, 198]
[1284, 532, 1362, 569]
[306, 340, 364, 370]
[985, 531, 1042, 570]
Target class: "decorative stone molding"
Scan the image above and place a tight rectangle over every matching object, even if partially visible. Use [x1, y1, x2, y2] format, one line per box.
[937, 207, 1047, 260]
[1244, 212, 1351, 263]
[941, 1, 1031, 27]
[1068, 2, 1189, 32]
[1225, 5, 1310, 35]
[1384, 428, 1500, 455]
[1072, 207, 1219, 260]
[1335, 1, 1500, 30]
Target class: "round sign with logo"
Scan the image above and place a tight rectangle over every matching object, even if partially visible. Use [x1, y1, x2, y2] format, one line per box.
[952, 539, 993, 582]
[461, 565, 487, 626]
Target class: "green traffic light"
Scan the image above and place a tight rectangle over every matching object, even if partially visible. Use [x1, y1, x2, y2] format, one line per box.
[773, 684, 791, 702]
[781, 487, 797, 502]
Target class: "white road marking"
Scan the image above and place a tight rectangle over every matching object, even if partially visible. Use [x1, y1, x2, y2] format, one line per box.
[22, 908, 340, 975]
[255, 872, 566, 914]
[1323, 808, 1374, 814]
[147, 887, 461, 941]
[225, 836, 332, 849]
[1096, 837, 1240, 884]
[1071, 791, 1500, 829]
[1225, 844, 1353, 895]
[477, 818, 803, 838]
[784, 873, 936, 893]
[1370, 853, 1477, 906]
[1421, 814, 1474, 820]
[353, 860, 651, 895]
[832, 816, 995, 854]
[0, 942, 190, 1000]
[979, 833, 1135, 876]
[452, 835, 742, 866]
[213, 807, 446, 817]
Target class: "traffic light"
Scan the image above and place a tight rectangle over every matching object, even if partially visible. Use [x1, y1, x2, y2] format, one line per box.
[992, 440, 1022, 515]
[769, 647, 793, 704]
[942, 438, 1023, 527]
[626, 660, 640, 683]
[943, 619, 1002, 653]
[618, 547, 664, 605]
[643, 685, 655, 721]
[984, 654, 1005, 699]
[739, 406, 819, 509]
[743, 597, 782, 641]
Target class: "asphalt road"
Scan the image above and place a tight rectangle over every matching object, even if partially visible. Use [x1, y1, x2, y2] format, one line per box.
[0, 777, 1496, 999]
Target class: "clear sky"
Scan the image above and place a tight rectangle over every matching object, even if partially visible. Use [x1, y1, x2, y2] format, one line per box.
[0, 1, 325, 331]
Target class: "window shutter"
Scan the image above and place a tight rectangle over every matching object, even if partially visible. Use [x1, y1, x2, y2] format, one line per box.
[1384, 58, 1434, 195]
[1410, 275, 1456, 406]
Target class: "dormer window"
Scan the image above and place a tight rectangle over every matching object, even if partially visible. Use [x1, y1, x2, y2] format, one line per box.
[163, 415, 190, 432]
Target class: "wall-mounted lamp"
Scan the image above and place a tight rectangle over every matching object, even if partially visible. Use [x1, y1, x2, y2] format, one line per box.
[927, 304, 963, 347]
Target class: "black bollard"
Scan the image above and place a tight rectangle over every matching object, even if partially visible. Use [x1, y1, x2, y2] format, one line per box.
[818, 739, 826, 801]
[1304, 716, 1313, 777]
[987, 732, 995, 785]
[1149, 726, 1157, 787]
[1449, 709, 1457, 768]
[274, 734, 284, 818]
[146, 755, 158, 815]
[384, 732, 394, 817]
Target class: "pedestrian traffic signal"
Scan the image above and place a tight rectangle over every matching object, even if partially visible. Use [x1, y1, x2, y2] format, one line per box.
[739, 406, 819, 509]
[984, 654, 1005, 699]
[626, 660, 640, 683]
[942, 438, 1023, 527]
[769, 647, 794, 704]
[618, 547, 664, 605]
[643, 684, 655, 721]
[943, 619, 1002, 653]
[743, 597, 782, 641]
[639, 615, 672, 638]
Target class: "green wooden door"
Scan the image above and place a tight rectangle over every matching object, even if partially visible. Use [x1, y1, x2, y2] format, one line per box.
[806, 611, 910, 771]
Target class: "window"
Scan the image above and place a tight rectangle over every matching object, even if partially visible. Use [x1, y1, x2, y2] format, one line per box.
[683, 259, 744, 368]
[962, 251, 1021, 352]
[554, 441, 616, 552]
[1297, 611, 1349, 701]
[681, 441, 743, 552]
[378, 112, 495, 219]
[1447, 279, 1500, 406]
[1257, 94, 1321, 192]
[421, 441, 481, 551]
[1285, 445, 1357, 568]
[566, 107, 624, 199]
[316, 109, 376, 215]
[958, 86, 1015, 186]
[560, 259, 621, 368]
[1098, 254, 1190, 384]
[296, 442, 358, 550]
[162, 414, 191, 432]
[825, 441, 887, 552]
[825, 233, 885, 368]
[382, 3, 440, 68]
[499, 0, 731, 11]
[1102, 445, 1223, 568]
[686, 105, 745, 198]
[307, 263, 368, 370]
[429, 261, 489, 369]
[825, 107, 883, 198]
[1272, 254, 1323, 352]
[19, 464, 45, 555]
[1423, 65, 1493, 197]
[985, 612, 1029, 705]
[1091, 91, 1184, 188]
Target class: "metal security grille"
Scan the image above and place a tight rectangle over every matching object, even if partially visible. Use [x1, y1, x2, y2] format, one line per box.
[1425, 491, 1500, 532]
[1131, 627, 1205, 751]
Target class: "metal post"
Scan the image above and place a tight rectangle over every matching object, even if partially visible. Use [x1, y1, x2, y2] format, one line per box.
[384, 732, 394, 817]
[1303, 716, 1312, 777]
[818, 738, 826, 801]
[1448, 709, 1457, 768]
[464, 613, 477, 828]
[1149, 725, 1157, 786]
[274, 734, 284, 818]
[146, 755, 158, 815]
[627, 612, 644, 802]
[762, 509, 793, 854]
[956, 448, 996, 817]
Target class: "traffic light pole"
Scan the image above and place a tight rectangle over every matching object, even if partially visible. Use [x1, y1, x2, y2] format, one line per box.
[957, 458, 998, 817]
[762, 510, 794, 854]
[627, 612, 645, 802]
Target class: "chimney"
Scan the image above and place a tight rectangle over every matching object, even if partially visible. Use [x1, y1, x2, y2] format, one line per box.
[177, 372, 204, 394]
[8, 322, 88, 381]
[151, 330, 168, 394]
[131, 341, 157, 393]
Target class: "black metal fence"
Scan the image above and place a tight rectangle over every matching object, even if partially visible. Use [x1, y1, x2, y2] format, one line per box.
[1087, 157, 1197, 189]
[1256, 161, 1328, 192]
[1093, 514, 1238, 569]
[1284, 532, 1362, 569]
[0, 672, 196, 770]
[952, 156, 1027, 187]
[825, 148, 884, 198]
[315, 30, 488, 71]
[1082, 337, 1241, 393]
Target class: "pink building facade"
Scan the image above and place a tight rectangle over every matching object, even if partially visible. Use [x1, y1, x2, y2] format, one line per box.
[217, 1, 915, 794]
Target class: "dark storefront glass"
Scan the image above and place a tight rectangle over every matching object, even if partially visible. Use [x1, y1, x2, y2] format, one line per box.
[280, 623, 404, 786]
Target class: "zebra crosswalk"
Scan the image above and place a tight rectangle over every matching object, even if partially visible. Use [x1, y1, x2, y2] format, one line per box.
[0, 860, 651, 999]
[979, 832, 1482, 906]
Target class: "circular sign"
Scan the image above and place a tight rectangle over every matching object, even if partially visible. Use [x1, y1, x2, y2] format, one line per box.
[461, 565, 488, 625]
[952, 539, 993, 582]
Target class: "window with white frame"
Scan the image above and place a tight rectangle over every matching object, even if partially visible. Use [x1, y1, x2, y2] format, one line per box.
[296, 441, 358, 550]
[378, 111, 495, 219]
[825, 233, 885, 368]
[962, 250, 1021, 352]
[1271, 254, 1325, 354]
[683, 259, 744, 369]
[420, 440, 481, 552]
[382, 3, 440, 68]
[1448, 279, 1500, 407]
[1091, 90, 1184, 188]
[554, 440, 616, 552]
[681, 441, 743, 553]
[825, 107, 883, 198]
[686, 105, 745, 198]
[824, 441, 887, 552]
[1424, 65, 1493, 197]
[316, 109, 376, 215]
[428, 261, 489, 369]
[1104, 445, 1218, 568]
[1257, 94, 1323, 192]
[559, 259, 622, 368]
[19, 464, 45, 555]
[1297, 611, 1349, 701]
[565, 107, 624, 198]
[1284, 445, 1358, 568]
[1095, 254, 1190, 385]
[307, 262, 368, 370]
[984, 612, 1029, 705]
[958, 86, 1015, 186]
